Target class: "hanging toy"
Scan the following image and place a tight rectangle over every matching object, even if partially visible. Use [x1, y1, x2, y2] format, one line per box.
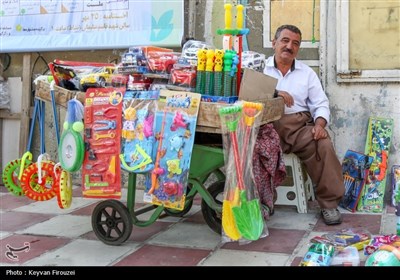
[20, 153, 57, 201]
[59, 98, 85, 172]
[53, 163, 72, 209]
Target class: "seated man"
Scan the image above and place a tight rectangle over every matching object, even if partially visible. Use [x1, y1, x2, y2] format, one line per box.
[265, 24, 345, 225]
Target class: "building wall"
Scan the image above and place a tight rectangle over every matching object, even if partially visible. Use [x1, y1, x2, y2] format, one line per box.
[2, 0, 399, 170]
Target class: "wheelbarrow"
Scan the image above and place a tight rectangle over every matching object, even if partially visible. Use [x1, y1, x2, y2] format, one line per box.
[91, 144, 226, 246]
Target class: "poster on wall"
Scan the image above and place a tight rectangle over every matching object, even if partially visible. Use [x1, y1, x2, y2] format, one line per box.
[0, 0, 184, 52]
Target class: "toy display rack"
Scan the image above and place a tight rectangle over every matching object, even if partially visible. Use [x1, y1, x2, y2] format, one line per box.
[35, 80, 284, 133]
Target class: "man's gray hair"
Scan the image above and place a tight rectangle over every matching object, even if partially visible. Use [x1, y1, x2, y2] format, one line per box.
[274, 25, 302, 41]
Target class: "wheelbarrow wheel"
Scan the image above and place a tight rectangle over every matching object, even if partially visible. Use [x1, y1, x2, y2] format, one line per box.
[201, 180, 224, 235]
[164, 184, 193, 217]
[91, 199, 133, 246]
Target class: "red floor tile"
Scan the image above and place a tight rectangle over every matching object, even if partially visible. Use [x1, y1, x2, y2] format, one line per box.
[183, 211, 206, 224]
[114, 244, 211, 266]
[314, 214, 381, 234]
[69, 203, 99, 216]
[0, 234, 71, 264]
[222, 228, 306, 254]
[0, 211, 54, 231]
[291, 256, 303, 266]
[0, 193, 37, 210]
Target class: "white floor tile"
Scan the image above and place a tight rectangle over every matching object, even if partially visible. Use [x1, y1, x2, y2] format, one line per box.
[13, 197, 99, 215]
[24, 239, 138, 266]
[149, 223, 220, 250]
[381, 213, 397, 235]
[200, 249, 290, 266]
[0, 231, 12, 240]
[268, 207, 318, 230]
[16, 215, 92, 238]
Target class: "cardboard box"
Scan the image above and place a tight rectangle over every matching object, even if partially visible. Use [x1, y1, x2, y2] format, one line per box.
[239, 68, 278, 101]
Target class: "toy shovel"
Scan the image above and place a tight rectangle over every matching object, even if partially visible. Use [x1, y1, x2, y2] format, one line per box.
[220, 105, 264, 241]
[219, 105, 242, 240]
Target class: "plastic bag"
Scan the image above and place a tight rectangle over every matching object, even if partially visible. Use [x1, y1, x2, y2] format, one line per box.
[0, 80, 10, 110]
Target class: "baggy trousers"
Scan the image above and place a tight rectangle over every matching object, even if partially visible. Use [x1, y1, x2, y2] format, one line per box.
[273, 112, 345, 209]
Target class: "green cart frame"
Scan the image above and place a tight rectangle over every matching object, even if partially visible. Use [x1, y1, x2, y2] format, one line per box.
[91, 144, 226, 245]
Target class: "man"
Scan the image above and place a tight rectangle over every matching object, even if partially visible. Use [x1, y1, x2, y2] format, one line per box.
[265, 25, 345, 225]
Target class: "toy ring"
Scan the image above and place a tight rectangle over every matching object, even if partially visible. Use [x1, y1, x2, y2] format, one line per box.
[20, 161, 57, 201]
[57, 169, 72, 209]
[2, 158, 32, 196]
[59, 129, 84, 172]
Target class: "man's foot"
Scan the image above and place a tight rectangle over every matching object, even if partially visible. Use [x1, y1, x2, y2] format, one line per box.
[321, 208, 342, 225]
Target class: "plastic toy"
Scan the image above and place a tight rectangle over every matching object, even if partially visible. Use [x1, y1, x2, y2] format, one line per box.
[80, 65, 116, 92]
[82, 88, 124, 198]
[169, 58, 197, 89]
[357, 117, 394, 212]
[20, 153, 57, 201]
[219, 103, 264, 241]
[340, 150, 373, 212]
[241, 51, 266, 72]
[59, 99, 85, 172]
[144, 90, 201, 211]
[147, 51, 179, 74]
[365, 245, 400, 266]
[182, 40, 214, 66]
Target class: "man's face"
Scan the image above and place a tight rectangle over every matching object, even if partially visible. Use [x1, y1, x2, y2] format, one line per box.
[272, 29, 301, 62]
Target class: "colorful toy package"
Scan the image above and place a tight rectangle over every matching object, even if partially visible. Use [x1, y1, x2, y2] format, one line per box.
[82, 88, 125, 198]
[340, 150, 373, 212]
[357, 117, 394, 212]
[219, 101, 266, 243]
[392, 165, 400, 207]
[143, 90, 201, 210]
[120, 91, 158, 173]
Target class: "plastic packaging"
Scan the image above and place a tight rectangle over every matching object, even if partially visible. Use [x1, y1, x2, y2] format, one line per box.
[331, 246, 360, 266]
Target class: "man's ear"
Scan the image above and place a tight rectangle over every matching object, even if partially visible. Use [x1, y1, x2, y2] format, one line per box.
[272, 39, 276, 49]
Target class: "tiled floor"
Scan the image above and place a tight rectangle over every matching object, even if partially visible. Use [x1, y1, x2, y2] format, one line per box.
[0, 185, 397, 267]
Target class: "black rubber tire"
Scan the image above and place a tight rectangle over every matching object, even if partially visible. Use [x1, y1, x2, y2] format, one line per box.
[163, 184, 194, 217]
[201, 180, 225, 235]
[91, 200, 133, 246]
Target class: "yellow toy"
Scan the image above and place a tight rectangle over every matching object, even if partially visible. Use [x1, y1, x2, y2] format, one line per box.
[122, 107, 136, 141]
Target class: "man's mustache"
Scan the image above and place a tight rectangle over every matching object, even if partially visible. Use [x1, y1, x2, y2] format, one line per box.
[283, 48, 293, 54]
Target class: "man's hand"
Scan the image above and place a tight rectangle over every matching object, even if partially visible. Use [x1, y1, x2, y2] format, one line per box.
[277, 91, 294, 107]
[312, 117, 328, 140]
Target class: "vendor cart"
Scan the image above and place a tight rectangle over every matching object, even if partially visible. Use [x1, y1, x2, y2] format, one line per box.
[91, 144, 226, 245]
[34, 80, 284, 246]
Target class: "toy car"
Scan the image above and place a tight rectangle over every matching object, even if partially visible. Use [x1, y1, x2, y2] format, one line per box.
[241, 51, 266, 71]
[170, 57, 196, 88]
[111, 74, 152, 90]
[80, 66, 116, 91]
[182, 40, 214, 66]
[147, 52, 179, 74]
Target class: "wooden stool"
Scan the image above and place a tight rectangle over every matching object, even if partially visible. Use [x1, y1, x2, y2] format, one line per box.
[275, 153, 315, 213]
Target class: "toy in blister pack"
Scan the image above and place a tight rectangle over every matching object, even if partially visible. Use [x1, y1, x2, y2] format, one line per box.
[120, 91, 158, 173]
[300, 243, 335, 266]
[82, 88, 125, 199]
[392, 165, 400, 207]
[339, 150, 373, 212]
[143, 90, 201, 210]
[48, 59, 115, 91]
[357, 117, 394, 212]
